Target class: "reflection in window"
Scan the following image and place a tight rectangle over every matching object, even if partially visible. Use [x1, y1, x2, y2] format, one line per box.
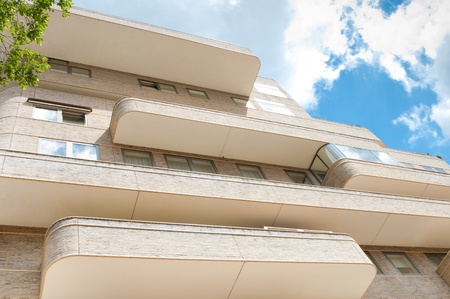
[255, 99, 294, 116]
[122, 149, 153, 166]
[384, 252, 421, 275]
[254, 83, 288, 98]
[39, 139, 98, 160]
[33, 106, 86, 125]
[237, 164, 265, 180]
[165, 155, 217, 174]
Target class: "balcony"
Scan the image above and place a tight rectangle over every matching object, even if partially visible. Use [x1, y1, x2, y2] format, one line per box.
[41, 217, 375, 299]
[110, 98, 382, 169]
[2, 150, 450, 248]
[312, 144, 450, 200]
[34, 7, 260, 96]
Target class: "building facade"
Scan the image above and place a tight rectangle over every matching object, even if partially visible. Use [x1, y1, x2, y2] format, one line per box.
[1, 7, 450, 299]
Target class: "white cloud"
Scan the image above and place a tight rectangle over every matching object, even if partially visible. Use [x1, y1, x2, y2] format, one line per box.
[283, 0, 450, 142]
[393, 104, 439, 144]
[207, 0, 239, 6]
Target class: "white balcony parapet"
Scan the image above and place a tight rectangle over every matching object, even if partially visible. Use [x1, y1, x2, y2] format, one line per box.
[2, 150, 450, 248]
[41, 217, 375, 299]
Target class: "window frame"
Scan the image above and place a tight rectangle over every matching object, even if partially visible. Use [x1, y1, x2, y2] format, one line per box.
[384, 252, 421, 275]
[29, 98, 91, 126]
[425, 253, 447, 267]
[365, 252, 384, 275]
[164, 155, 218, 174]
[48, 58, 91, 78]
[285, 170, 313, 185]
[33, 106, 87, 125]
[39, 138, 99, 160]
[236, 164, 266, 180]
[187, 88, 209, 99]
[122, 149, 154, 167]
[138, 79, 177, 94]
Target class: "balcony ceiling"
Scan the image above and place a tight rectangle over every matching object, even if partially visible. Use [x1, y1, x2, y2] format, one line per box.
[33, 8, 260, 96]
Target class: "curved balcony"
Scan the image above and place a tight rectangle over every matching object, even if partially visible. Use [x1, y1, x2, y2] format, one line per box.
[41, 217, 375, 299]
[2, 150, 450, 248]
[311, 144, 450, 200]
[110, 98, 383, 169]
[34, 8, 260, 96]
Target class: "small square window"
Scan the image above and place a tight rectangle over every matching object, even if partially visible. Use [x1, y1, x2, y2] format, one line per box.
[165, 155, 217, 174]
[122, 149, 153, 166]
[187, 88, 208, 99]
[72, 143, 99, 160]
[255, 98, 294, 116]
[62, 111, 85, 125]
[40, 139, 67, 157]
[384, 252, 421, 275]
[34, 107, 58, 122]
[285, 170, 312, 184]
[49, 63, 69, 73]
[138, 79, 177, 94]
[365, 252, 384, 275]
[237, 164, 265, 180]
[232, 97, 249, 107]
[71, 67, 91, 78]
[426, 253, 447, 267]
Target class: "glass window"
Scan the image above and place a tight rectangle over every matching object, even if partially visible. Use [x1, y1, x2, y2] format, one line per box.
[138, 79, 177, 93]
[34, 107, 58, 122]
[159, 83, 177, 94]
[231, 97, 249, 107]
[165, 155, 216, 174]
[71, 67, 91, 77]
[365, 252, 384, 275]
[237, 164, 265, 179]
[372, 151, 399, 166]
[122, 149, 153, 166]
[255, 99, 294, 116]
[72, 143, 99, 160]
[187, 88, 208, 99]
[355, 148, 380, 163]
[49, 59, 90, 77]
[254, 83, 288, 98]
[39, 139, 98, 160]
[40, 139, 66, 157]
[33, 106, 86, 125]
[426, 253, 447, 267]
[285, 170, 312, 184]
[384, 253, 421, 275]
[62, 111, 85, 124]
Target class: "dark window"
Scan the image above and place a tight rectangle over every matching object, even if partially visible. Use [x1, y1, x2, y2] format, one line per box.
[165, 155, 217, 174]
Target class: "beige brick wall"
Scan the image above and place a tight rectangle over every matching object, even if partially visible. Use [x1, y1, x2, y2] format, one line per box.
[362, 247, 450, 298]
[0, 226, 45, 299]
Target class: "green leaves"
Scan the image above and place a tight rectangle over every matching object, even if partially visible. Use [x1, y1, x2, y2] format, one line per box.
[0, 0, 72, 89]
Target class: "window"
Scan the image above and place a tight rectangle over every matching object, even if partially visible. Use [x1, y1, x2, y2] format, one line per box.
[165, 155, 217, 174]
[231, 97, 250, 107]
[254, 83, 288, 98]
[29, 98, 91, 125]
[39, 139, 99, 160]
[122, 149, 153, 166]
[49, 58, 91, 77]
[237, 164, 265, 180]
[285, 170, 312, 184]
[255, 99, 294, 116]
[365, 252, 384, 275]
[426, 253, 447, 267]
[138, 79, 177, 94]
[384, 252, 421, 275]
[187, 88, 208, 99]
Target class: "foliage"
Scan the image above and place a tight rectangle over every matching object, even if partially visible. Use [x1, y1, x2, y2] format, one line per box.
[0, 0, 72, 89]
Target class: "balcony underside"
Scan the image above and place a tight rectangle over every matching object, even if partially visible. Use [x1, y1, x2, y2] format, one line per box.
[2, 150, 450, 248]
[34, 8, 260, 96]
[41, 217, 375, 299]
[324, 159, 450, 200]
[110, 98, 382, 169]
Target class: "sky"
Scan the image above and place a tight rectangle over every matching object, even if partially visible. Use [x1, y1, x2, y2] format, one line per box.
[73, 0, 450, 164]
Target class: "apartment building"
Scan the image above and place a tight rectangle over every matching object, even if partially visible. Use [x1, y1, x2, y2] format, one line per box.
[1, 7, 450, 299]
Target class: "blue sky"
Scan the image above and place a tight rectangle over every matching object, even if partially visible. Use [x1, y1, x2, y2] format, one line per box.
[73, 0, 450, 163]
